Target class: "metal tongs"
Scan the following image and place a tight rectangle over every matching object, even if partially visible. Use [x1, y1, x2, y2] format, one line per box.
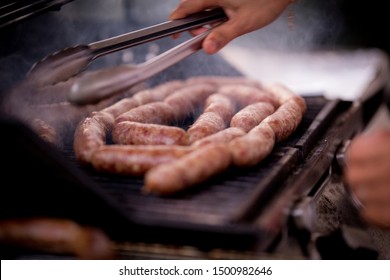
[27, 8, 227, 105]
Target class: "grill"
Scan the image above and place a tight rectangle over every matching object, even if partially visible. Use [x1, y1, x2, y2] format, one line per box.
[1, 94, 365, 255]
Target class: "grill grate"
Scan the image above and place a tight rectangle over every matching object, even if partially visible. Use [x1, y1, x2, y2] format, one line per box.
[63, 96, 334, 230]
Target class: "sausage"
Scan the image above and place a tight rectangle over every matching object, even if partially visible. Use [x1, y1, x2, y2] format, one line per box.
[112, 121, 188, 145]
[91, 145, 194, 176]
[73, 111, 114, 165]
[263, 99, 304, 142]
[132, 80, 185, 105]
[185, 75, 263, 89]
[229, 122, 275, 166]
[203, 93, 236, 123]
[230, 102, 275, 132]
[101, 98, 139, 118]
[0, 218, 114, 259]
[187, 112, 226, 144]
[218, 84, 279, 109]
[115, 102, 175, 124]
[31, 118, 60, 146]
[191, 127, 246, 147]
[164, 83, 217, 120]
[102, 80, 184, 117]
[187, 94, 236, 143]
[143, 143, 232, 196]
[265, 83, 307, 113]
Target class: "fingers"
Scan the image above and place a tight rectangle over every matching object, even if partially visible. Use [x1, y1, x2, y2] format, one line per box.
[344, 129, 390, 229]
[361, 203, 390, 228]
[169, 0, 219, 20]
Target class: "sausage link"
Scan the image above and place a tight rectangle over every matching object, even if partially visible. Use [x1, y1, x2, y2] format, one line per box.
[73, 111, 114, 165]
[91, 145, 194, 176]
[164, 83, 217, 120]
[187, 112, 226, 144]
[101, 98, 139, 118]
[218, 84, 279, 109]
[102, 80, 184, 117]
[229, 122, 275, 166]
[263, 100, 303, 142]
[115, 102, 175, 124]
[187, 94, 236, 143]
[191, 127, 246, 147]
[265, 83, 307, 113]
[31, 118, 60, 146]
[143, 143, 232, 196]
[112, 121, 188, 145]
[204, 93, 236, 123]
[132, 80, 185, 104]
[230, 102, 275, 132]
[0, 218, 114, 259]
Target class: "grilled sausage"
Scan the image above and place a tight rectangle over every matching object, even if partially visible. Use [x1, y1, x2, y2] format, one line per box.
[265, 83, 307, 113]
[132, 80, 185, 105]
[73, 111, 114, 165]
[204, 93, 236, 122]
[143, 143, 232, 196]
[191, 127, 246, 147]
[91, 145, 194, 176]
[115, 101, 176, 124]
[102, 80, 184, 117]
[218, 84, 279, 109]
[229, 122, 275, 166]
[187, 94, 235, 143]
[230, 102, 275, 132]
[0, 218, 114, 259]
[31, 118, 60, 146]
[112, 121, 188, 145]
[263, 99, 304, 142]
[187, 112, 226, 144]
[164, 83, 217, 120]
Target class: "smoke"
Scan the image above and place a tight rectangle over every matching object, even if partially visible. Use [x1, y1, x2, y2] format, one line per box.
[227, 1, 345, 52]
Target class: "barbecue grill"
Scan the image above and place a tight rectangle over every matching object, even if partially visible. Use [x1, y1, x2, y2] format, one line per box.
[1, 0, 389, 260]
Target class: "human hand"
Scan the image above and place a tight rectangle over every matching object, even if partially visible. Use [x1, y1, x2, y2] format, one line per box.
[344, 129, 390, 228]
[169, 0, 293, 54]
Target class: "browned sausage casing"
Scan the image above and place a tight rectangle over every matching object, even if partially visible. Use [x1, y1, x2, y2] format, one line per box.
[91, 145, 194, 176]
[112, 121, 188, 145]
[31, 118, 60, 146]
[143, 143, 232, 196]
[164, 83, 217, 120]
[230, 102, 275, 132]
[229, 123, 275, 166]
[73, 111, 114, 165]
[191, 127, 246, 147]
[187, 94, 235, 143]
[102, 80, 184, 117]
[263, 100, 304, 142]
[0, 218, 114, 259]
[115, 101, 175, 124]
[218, 84, 279, 109]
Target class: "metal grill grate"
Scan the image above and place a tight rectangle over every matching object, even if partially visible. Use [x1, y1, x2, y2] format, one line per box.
[63, 96, 334, 230]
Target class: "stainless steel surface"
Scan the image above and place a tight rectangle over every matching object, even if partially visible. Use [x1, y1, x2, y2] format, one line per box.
[26, 8, 227, 87]
[68, 28, 212, 105]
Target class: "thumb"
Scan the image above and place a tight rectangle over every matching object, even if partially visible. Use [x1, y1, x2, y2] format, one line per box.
[202, 20, 245, 54]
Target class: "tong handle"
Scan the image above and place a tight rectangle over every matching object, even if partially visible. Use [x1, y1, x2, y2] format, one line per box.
[89, 8, 227, 58]
[68, 29, 212, 105]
